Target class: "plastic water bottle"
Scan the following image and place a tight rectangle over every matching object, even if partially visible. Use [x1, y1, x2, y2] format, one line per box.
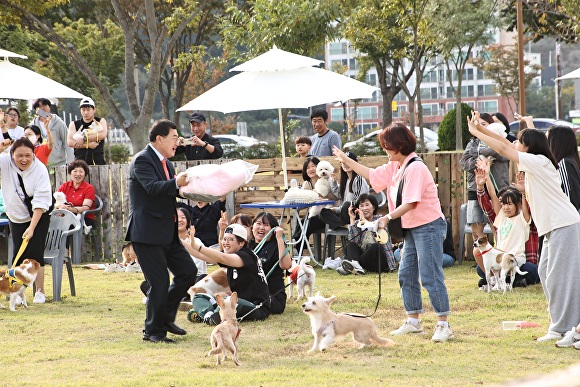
[290, 178, 298, 188]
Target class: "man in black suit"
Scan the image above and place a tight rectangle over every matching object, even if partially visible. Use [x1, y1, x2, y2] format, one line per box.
[126, 119, 197, 343]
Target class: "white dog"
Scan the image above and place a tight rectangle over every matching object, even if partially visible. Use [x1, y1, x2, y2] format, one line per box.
[301, 292, 395, 352]
[473, 235, 528, 294]
[53, 191, 68, 208]
[309, 160, 334, 217]
[287, 257, 316, 300]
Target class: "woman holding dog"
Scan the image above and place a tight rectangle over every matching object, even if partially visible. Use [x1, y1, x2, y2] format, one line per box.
[0, 138, 52, 304]
[249, 212, 292, 314]
[189, 223, 271, 324]
[333, 123, 454, 342]
[341, 193, 396, 274]
[467, 112, 580, 343]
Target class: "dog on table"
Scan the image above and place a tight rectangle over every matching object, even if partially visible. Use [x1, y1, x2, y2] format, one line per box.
[208, 292, 241, 366]
[0, 259, 41, 311]
[287, 257, 316, 300]
[187, 268, 231, 299]
[309, 160, 335, 217]
[301, 292, 395, 352]
[473, 235, 528, 294]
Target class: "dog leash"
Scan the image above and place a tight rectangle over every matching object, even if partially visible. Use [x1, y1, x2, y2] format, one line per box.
[11, 234, 30, 269]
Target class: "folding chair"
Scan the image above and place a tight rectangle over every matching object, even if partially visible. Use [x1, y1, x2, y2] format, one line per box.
[71, 195, 103, 264]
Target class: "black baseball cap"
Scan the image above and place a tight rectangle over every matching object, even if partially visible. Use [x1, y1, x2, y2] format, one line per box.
[189, 113, 206, 123]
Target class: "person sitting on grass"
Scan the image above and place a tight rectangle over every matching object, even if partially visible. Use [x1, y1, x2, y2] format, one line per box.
[248, 212, 292, 314]
[338, 193, 396, 275]
[473, 164, 539, 289]
[188, 223, 270, 325]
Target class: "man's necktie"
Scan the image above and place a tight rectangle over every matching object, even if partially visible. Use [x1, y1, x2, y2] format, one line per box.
[161, 158, 170, 180]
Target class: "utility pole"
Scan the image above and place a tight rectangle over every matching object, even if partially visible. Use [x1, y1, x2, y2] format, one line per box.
[516, 0, 526, 115]
[555, 42, 562, 119]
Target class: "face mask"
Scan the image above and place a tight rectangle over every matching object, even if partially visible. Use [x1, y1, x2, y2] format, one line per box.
[27, 135, 37, 145]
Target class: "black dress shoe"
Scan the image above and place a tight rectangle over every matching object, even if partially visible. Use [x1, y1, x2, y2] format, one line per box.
[143, 334, 176, 343]
[165, 321, 187, 335]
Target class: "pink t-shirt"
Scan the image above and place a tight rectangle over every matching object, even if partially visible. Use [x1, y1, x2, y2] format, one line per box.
[369, 153, 443, 228]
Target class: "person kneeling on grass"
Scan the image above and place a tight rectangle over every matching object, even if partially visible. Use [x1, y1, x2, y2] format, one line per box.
[186, 223, 271, 325]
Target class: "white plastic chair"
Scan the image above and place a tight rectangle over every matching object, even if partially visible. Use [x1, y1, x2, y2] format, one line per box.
[71, 195, 103, 264]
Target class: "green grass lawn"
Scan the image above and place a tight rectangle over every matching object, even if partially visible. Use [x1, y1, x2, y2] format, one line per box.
[1, 263, 578, 386]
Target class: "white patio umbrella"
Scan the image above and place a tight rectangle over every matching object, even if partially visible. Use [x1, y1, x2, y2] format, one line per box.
[177, 47, 379, 188]
[555, 67, 580, 81]
[0, 48, 85, 99]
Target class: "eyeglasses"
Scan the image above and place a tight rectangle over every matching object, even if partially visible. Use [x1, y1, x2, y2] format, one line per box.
[6, 113, 19, 118]
[222, 237, 237, 243]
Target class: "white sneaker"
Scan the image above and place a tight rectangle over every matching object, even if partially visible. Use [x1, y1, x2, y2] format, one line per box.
[341, 260, 365, 275]
[125, 262, 142, 273]
[104, 263, 125, 273]
[432, 324, 455, 342]
[555, 329, 580, 347]
[142, 296, 148, 305]
[390, 320, 424, 335]
[537, 331, 563, 342]
[33, 290, 46, 304]
[322, 257, 342, 270]
[336, 266, 350, 275]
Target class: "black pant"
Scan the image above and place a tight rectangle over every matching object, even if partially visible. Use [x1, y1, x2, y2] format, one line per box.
[269, 290, 287, 314]
[133, 239, 197, 337]
[346, 241, 388, 273]
[319, 202, 351, 229]
[10, 212, 50, 266]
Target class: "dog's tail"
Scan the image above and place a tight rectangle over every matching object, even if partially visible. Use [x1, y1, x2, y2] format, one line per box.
[372, 335, 397, 347]
[300, 257, 315, 276]
[515, 267, 528, 276]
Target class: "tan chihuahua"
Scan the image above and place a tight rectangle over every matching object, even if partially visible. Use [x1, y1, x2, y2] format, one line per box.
[208, 292, 241, 366]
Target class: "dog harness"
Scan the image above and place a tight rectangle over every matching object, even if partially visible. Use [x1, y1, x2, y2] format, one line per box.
[2, 269, 27, 291]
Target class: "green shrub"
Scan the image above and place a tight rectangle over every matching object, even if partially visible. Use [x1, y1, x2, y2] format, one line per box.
[438, 103, 473, 150]
[105, 144, 132, 164]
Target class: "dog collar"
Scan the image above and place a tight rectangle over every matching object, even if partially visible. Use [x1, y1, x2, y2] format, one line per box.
[475, 248, 493, 257]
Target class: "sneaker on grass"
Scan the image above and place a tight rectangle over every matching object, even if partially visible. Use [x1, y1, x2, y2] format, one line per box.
[341, 260, 365, 275]
[432, 324, 455, 342]
[390, 320, 424, 335]
[555, 328, 580, 348]
[33, 290, 46, 304]
[537, 331, 563, 342]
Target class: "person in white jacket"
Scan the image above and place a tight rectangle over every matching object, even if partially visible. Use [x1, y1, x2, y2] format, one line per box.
[0, 137, 52, 303]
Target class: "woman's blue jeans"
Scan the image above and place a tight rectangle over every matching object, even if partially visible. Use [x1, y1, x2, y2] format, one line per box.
[398, 217, 450, 317]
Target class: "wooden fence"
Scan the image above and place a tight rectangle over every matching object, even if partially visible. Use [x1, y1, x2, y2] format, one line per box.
[47, 152, 470, 263]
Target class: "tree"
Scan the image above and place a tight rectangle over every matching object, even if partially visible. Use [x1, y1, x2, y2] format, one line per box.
[501, 0, 580, 43]
[219, 0, 346, 156]
[0, 0, 203, 152]
[433, 0, 501, 150]
[526, 84, 575, 118]
[470, 38, 542, 114]
[342, 0, 414, 129]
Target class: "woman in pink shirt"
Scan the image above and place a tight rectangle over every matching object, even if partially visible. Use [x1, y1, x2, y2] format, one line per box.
[333, 122, 453, 342]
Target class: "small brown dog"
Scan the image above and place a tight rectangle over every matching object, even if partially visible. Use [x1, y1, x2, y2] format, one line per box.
[0, 259, 41, 311]
[302, 292, 395, 352]
[208, 292, 241, 366]
[121, 242, 138, 266]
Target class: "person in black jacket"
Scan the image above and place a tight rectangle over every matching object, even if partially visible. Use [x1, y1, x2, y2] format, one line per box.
[547, 125, 580, 211]
[175, 113, 223, 160]
[189, 196, 226, 247]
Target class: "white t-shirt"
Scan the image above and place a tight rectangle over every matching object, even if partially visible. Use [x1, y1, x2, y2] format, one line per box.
[518, 152, 580, 236]
[494, 210, 529, 266]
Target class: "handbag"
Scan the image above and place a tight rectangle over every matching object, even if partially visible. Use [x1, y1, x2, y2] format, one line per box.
[387, 157, 422, 239]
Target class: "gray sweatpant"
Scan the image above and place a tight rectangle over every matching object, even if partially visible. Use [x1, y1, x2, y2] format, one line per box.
[538, 222, 580, 334]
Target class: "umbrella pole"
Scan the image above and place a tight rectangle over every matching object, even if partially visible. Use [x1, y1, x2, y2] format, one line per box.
[278, 108, 289, 190]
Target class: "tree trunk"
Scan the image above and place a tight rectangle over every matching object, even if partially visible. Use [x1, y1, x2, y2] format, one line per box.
[455, 76, 463, 151]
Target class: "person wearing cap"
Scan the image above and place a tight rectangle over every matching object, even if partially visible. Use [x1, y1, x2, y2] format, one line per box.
[125, 119, 198, 343]
[175, 112, 223, 160]
[187, 222, 271, 325]
[0, 107, 25, 157]
[67, 97, 108, 165]
[31, 98, 74, 166]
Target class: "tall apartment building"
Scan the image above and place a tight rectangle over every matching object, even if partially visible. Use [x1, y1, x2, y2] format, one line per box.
[325, 30, 538, 134]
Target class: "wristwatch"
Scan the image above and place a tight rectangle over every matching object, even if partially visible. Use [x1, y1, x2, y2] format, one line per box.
[386, 214, 392, 222]
[203, 142, 208, 148]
